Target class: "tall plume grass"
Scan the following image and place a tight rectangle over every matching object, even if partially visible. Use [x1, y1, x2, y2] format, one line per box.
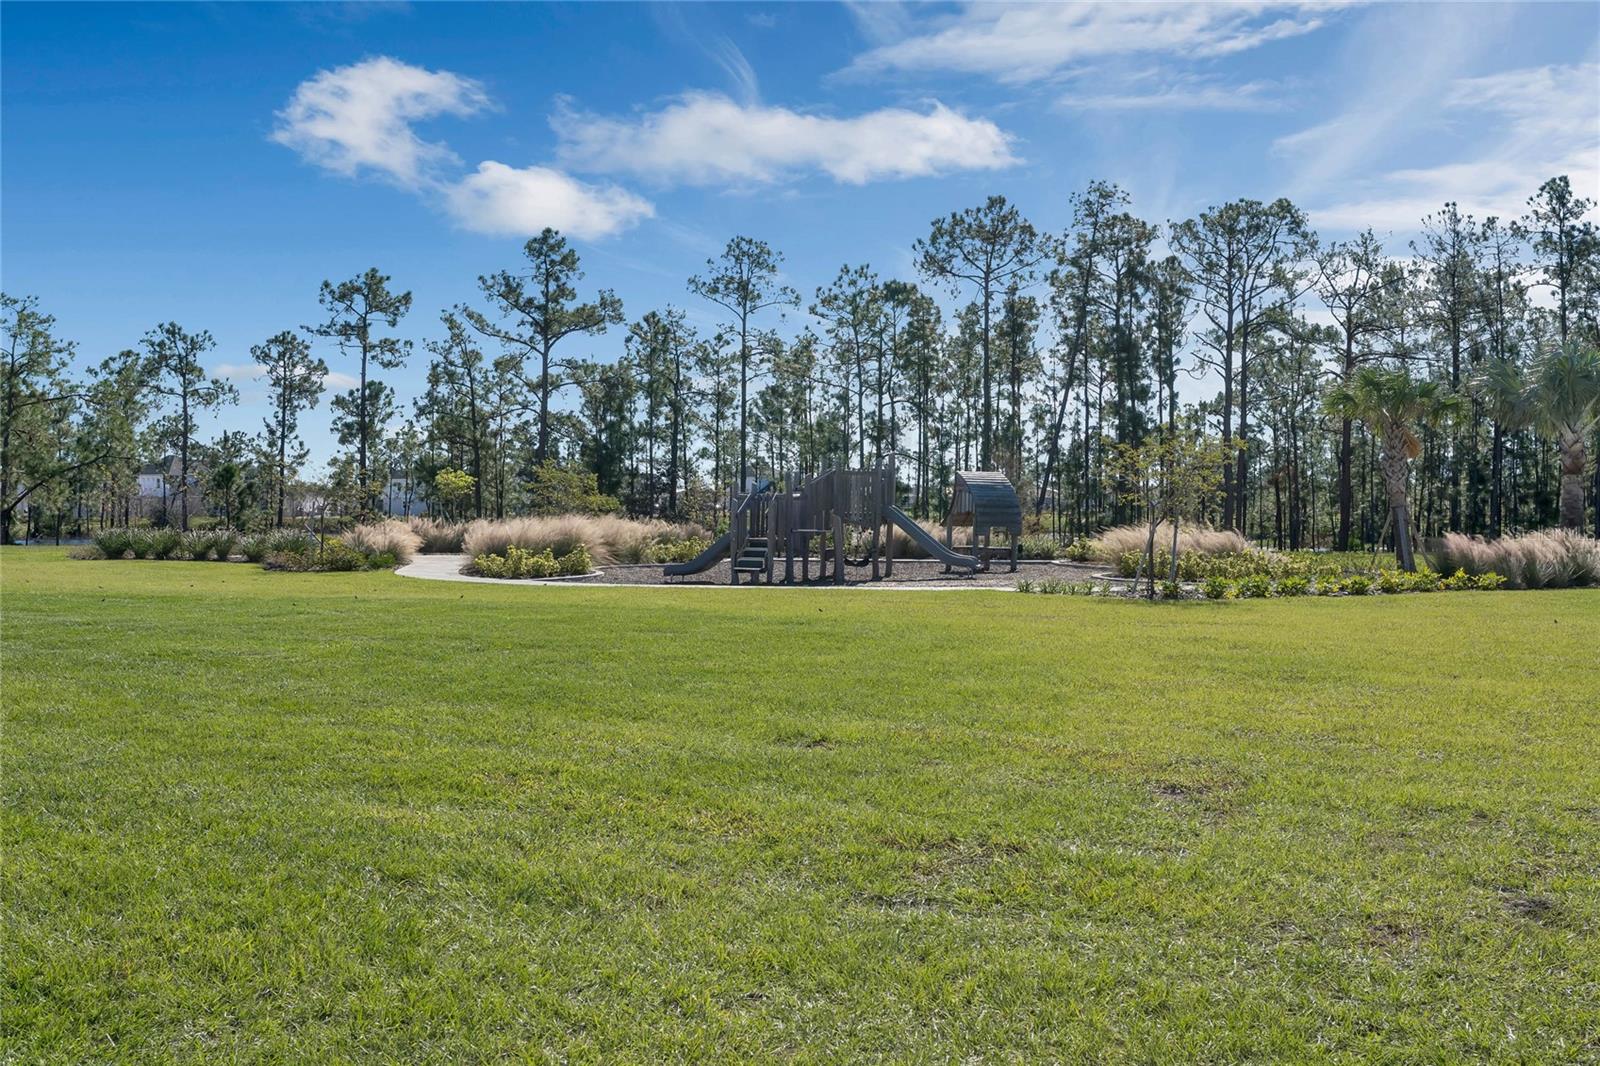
[404, 516, 467, 554]
[462, 515, 707, 565]
[1091, 523, 1247, 561]
[886, 518, 965, 559]
[1429, 529, 1600, 589]
[343, 520, 422, 565]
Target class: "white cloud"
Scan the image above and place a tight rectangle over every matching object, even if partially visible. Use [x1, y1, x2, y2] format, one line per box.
[323, 370, 359, 390]
[554, 92, 1016, 185]
[1303, 62, 1600, 233]
[214, 362, 266, 382]
[1058, 79, 1283, 113]
[845, 2, 1344, 84]
[443, 162, 654, 239]
[274, 57, 655, 239]
[272, 56, 490, 186]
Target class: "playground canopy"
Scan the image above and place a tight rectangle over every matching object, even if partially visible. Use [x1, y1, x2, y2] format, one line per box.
[944, 471, 1023, 572]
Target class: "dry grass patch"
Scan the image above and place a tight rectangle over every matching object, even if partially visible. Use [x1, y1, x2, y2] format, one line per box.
[462, 515, 707, 565]
[342, 520, 422, 565]
[1092, 523, 1247, 561]
[1429, 529, 1600, 588]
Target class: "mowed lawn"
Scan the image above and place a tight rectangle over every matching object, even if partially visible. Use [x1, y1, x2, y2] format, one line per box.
[2, 549, 1597, 1063]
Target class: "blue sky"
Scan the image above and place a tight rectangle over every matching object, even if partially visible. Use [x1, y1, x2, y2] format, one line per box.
[4, 2, 1597, 469]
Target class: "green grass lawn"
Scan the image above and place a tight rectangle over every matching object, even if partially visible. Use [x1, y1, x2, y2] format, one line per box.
[3, 548, 1598, 1063]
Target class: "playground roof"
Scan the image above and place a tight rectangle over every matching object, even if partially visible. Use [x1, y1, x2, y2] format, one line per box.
[948, 471, 1022, 534]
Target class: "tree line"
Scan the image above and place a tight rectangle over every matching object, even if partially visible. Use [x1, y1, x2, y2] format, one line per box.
[3, 174, 1598, 546]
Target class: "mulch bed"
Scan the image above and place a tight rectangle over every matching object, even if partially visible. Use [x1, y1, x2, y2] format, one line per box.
[580, 558, 1109, 588]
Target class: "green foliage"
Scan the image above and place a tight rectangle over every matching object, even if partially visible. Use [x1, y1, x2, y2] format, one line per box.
[1201, 575, 1232, 600]
[1341, 574, 1373, 596]
[1236, 574, 1272, 599]
[431, 468, 476, 517]
[1015, 535, 1061, 560]
[525, 461, 621, 516]
[1377, 569, 1410, 594]
[91, 528, 134, 559]
[1275, 576, 1309, 597]
[1158, 579, 1184, 600]
[1064, 537, 1095, 562]
[181, 529, 240, 561]
[473, 545, 559, 579]
[1014, 577, 1103, 596]
[262, 536, 391, 572]
[644, 537, 711, 564]
[241, 529, 316, 562]
[556, 545, 594, 577]
[146, 528, 183, 560]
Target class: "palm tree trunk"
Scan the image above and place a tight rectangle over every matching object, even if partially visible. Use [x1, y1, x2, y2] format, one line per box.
[1381, 440, 1417, 571]
[1558, 431, 1587, 531]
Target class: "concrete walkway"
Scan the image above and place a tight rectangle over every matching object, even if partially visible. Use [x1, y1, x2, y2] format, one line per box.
[396, 554, 616, 586]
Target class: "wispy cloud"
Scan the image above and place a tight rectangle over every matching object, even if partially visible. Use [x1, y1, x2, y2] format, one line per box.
[844, 2, 1345, 84]
[214, 362, 266, 382]
[323, 370, 360, 390]
[1297, 60, 1599, 232]
[553, 92, 1016, 186]
[1058, 78, 1285, 113]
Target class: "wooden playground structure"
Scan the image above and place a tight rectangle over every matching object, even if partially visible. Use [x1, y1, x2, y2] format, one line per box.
[664, 462, 1025, 585]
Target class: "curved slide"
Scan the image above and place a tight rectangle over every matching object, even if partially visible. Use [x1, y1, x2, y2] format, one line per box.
[663, 532, 731, 576]
[886, 505, 979, 570]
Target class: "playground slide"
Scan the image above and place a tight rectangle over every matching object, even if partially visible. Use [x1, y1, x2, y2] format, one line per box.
[663, 531, 731, 576]
[885, 505, 980, 570]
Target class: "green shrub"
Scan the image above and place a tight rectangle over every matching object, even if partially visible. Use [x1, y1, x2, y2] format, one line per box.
[556, 545, 594, 576]
[147, 529, 182, 560]
[1473, 571, 1507, 590]
[1065, 537, 1095, 562]
[1275, 576, 1309, 597]
[1236, 574, 1272, 599]
[1407, 568, 1442, 592]
[1201, 576, 1232, 600]
[1376, 569, 1409, 594]
[1441, 568, 1477, 591]
[472, 545, 560, 579]
[261, 537, 373, 572]
[645, 537, 711, 564]
[92, 528, 133, 559]
[213, 531, 240, 560]
[181, 529, 240, 561]
[1018, 535, 1060, 560]
[242, 529, 316, 562]
[1158, 580, 1184, 600]
[1342, 574, 1373, 596]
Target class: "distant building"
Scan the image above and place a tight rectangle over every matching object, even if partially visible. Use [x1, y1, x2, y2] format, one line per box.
[379, 467, 426, 516]
[134, 455, 204, 520]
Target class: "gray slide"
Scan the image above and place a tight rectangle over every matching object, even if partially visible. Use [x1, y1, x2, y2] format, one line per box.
[663, 531, 731, 576]
[886, 505, 979, 570]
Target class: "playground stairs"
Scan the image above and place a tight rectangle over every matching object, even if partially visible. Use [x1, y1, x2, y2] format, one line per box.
[733, 536, 770, 575]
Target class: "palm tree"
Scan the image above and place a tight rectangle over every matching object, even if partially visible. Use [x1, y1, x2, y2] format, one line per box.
[1474, 357, 1531, 537]
[1473, 341, 1600, 532]
[1325, 367, 1459, 571]
[1528, 342, 1600, 532]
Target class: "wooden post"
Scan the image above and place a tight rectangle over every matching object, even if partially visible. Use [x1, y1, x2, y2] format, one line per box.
[833, 509, 846, 585]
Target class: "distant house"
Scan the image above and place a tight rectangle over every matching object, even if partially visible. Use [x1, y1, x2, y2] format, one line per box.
[134, 456, 203, 519]
[380, 469, 426, 516]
